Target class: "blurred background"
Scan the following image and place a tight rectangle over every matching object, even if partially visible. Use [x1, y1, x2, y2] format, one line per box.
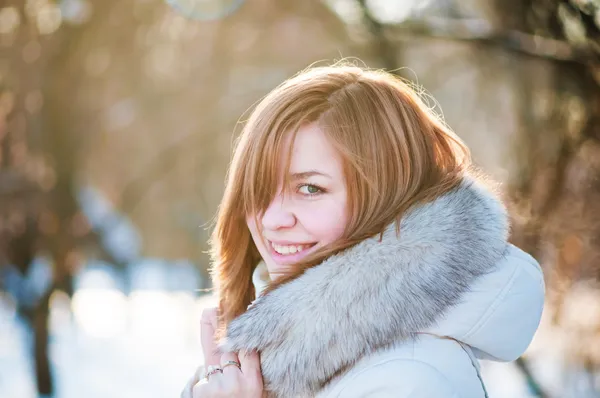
[0, 0, 599, 397]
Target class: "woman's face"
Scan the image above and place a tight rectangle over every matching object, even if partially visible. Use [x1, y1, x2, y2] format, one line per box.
[246, 123, 348, 281]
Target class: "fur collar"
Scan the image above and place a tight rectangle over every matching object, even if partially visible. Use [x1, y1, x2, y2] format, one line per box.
[221, 176, 509, 397]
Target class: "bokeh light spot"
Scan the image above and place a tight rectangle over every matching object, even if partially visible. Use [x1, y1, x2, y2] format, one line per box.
[0, 6, 21, 34]
[165, 0, 245, 21]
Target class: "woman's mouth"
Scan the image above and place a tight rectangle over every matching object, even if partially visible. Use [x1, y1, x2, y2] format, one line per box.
[266, 240, 318, 263]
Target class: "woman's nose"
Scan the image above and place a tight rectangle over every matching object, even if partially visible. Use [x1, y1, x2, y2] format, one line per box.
[261, 195, 296, 230]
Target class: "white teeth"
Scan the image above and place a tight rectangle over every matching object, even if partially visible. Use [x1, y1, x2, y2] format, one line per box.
[271, 242, 309, 255]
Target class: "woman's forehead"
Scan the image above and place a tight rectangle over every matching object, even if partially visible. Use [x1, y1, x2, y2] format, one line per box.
[284, 124, 343, 177]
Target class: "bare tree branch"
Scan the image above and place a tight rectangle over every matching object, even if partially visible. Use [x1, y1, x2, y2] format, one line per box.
[356, 0, 398, 71]
[388, 16, 596, 63]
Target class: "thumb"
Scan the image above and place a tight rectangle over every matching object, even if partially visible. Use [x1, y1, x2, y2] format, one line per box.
[200, 307, 221, 366]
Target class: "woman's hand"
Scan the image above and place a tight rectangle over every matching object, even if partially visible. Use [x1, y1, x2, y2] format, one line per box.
[181, 307, 264, 397]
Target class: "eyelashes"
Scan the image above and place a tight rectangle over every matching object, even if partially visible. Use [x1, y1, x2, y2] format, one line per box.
[296, 183, 326, 197]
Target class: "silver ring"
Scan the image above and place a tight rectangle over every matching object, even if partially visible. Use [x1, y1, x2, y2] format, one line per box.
[221, 360, 241, 370]
[204, 365, 223, 380]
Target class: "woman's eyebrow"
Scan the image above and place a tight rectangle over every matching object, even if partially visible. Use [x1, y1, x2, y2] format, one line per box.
[290, 171, 332, 180]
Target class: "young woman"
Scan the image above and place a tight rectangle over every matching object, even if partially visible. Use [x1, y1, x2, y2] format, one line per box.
[181, 65, 545, 397]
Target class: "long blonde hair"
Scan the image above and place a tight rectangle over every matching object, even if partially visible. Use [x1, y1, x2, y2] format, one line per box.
[210, 64, 471, 330]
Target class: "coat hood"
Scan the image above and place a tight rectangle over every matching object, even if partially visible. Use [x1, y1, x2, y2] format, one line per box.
[220, 176, 540, 397]
[424, 243, 544, 362]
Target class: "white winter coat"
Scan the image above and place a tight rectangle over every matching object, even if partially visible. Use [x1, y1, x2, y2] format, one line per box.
[220, 176, 545, 397]
[316, 245, 544, 397]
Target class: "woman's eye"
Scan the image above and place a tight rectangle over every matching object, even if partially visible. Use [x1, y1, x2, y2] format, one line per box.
[298, 184, 322, 195]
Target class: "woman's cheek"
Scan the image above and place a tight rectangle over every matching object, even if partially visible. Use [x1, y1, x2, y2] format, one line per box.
[300, 207, 346, 242]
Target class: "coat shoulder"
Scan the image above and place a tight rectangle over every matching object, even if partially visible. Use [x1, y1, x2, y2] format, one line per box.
[326, 358, 460, 398]
[319, 336, 484, 398]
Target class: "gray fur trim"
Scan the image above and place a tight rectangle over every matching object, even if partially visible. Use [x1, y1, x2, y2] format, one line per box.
[220, 176, 509, 397]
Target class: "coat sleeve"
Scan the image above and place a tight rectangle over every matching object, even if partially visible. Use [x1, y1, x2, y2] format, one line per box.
[331, 360, 461, 398]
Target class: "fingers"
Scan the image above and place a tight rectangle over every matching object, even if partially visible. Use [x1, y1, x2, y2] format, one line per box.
[186, 351, 263, 398]
[200, 307, 221, 366]
[192, 379, 210, 398]
[239, 350, 263, 396]
[220, 351, 242, 376]
[194, 307, 263, 396]
[201, 306, 218, 330]
[181, 365, 204, 398]
[191, 365, 206, 386]
[239, 349, 262, 375]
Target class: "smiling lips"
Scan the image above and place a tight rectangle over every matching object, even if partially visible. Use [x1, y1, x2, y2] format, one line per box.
[269, 241, 316, 256]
